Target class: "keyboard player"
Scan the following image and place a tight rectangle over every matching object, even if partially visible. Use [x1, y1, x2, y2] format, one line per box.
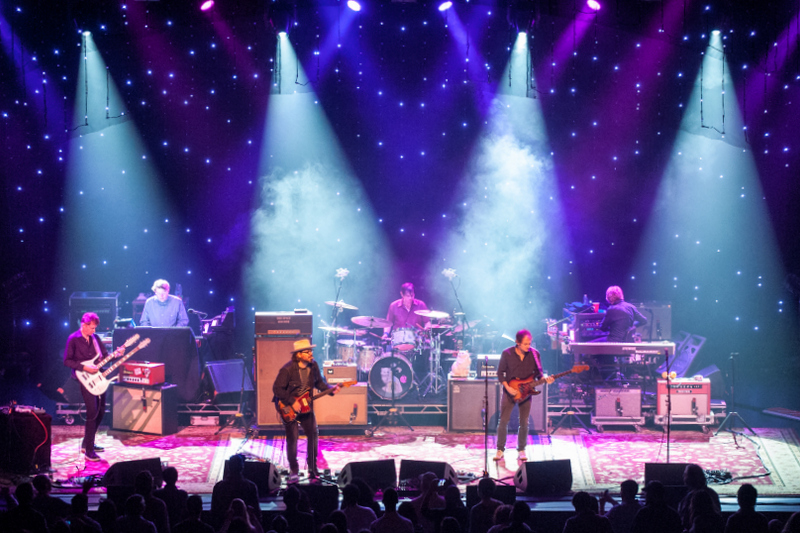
[592, 286, 648, 343]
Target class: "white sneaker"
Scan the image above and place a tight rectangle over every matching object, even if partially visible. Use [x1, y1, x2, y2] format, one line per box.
[493, 450, 504, 461]
[518, 450, 527, 461]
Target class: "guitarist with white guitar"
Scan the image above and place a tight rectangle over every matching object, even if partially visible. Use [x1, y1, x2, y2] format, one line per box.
[272, 338, 340, 483]
[63, 312, 127, 462]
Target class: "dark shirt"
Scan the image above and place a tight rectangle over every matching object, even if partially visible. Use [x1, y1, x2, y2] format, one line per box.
[630, 503, 683, 533]
[687, 513, 725, 533]
[599, 301, 648, 342]
[32, 493, 71, 527]
[468, 499, 503, 533]
[497, 346, 543, 388]
[272, 359, 331, 408]
[283, 508, 316, 533]
[724, 509, 770, 533]
[678, 488, 721, 530]
[2, 505, 49, 533]
[563, 511, 614, 533]
[210, 475, 261, 530]
[140, 495, 170, 533]
[172, 518, 215, 533]
[152, 486, 188, 527]
[64, 330, 109, 378]
[385, 298, 430, 330]
[116, 515, 157, 533]
[70, 513, 103, 533]
[605, 501, 642, 533]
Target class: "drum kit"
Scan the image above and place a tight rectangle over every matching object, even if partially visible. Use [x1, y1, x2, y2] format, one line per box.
[319, 300, 488, 400]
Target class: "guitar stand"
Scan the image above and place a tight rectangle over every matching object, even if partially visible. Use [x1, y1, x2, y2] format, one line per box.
[216, 353, 254, 436]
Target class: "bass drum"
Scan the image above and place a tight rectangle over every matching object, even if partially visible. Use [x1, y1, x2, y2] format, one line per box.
[368, 354, 414, 400]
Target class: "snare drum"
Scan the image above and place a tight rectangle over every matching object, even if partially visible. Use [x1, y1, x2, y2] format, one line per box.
[357, 345, 381, 373]
[368, 354, 414, 400]
[391, 327, 418, 352]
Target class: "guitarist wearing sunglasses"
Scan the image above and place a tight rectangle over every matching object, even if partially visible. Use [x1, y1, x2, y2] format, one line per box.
[273, 338, 339, 483]
[494, 329, 555, 462]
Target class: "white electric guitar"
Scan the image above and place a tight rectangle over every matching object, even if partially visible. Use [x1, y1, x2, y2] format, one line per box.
[76, 336, 151, 395]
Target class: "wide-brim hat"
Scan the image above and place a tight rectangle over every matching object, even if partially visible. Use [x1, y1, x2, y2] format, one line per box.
[291, 338, 317, 353]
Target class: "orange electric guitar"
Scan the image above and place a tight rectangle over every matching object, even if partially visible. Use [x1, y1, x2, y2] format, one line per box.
[275, 381, 357, 423]
[507, 364, 589, 403]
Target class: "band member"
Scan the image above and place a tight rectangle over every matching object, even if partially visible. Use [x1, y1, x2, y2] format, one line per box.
[495, 329, 553, 461]
[596, 286, 648, 342]
[272, 338, 339, 482]
[383, 282, 430, 337]
[139, 279, 189, 328]
[63, 312, 122, 461]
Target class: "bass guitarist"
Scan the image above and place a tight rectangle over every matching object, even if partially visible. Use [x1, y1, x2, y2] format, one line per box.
[494, 329, 554, 462]
[272, 338, 339, 483]
[63, 312, 123, 462]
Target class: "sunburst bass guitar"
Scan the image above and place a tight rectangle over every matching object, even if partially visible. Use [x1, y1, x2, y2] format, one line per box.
[508, 364, 589, 403]
[76, 337, 151, 396]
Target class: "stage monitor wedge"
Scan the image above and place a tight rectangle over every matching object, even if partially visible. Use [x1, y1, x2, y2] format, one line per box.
[223, 459, 281, 495]
[338, 459, 397, 492]
[514, 459, 572, 496]
[399, 459, 458, 487]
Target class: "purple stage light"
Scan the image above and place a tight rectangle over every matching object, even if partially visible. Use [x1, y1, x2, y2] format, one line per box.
[200, 0, 214, 11]
[587, 0, 601, 11]
[347, 0, 362, 12]
[438, 1, 453, 11]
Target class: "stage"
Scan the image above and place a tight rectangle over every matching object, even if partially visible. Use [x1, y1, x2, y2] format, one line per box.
[43, 423, 800, 498]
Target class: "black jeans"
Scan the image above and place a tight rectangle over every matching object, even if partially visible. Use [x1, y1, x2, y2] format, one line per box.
[496, 392, 531, 452]
[80, 383, 105, 451]
[286, 413, 319, 475]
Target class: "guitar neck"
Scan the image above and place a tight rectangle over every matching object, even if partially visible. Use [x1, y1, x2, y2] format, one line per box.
[529, 368, 577, 387]
[101, 346, 143, 378]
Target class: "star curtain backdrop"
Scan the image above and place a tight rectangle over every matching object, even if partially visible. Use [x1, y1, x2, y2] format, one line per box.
[1, 1, 799, 407]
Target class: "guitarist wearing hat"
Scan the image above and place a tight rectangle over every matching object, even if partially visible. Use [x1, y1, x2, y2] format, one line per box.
[273, 338, 339, 483]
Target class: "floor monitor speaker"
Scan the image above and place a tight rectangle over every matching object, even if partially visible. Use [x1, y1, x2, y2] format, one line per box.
[223, 459, 281, 495]
[514, 459, 572, 496]
[337, 459, 397, 492]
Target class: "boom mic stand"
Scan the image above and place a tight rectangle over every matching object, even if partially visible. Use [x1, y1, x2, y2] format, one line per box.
[367, 331, 413, 437]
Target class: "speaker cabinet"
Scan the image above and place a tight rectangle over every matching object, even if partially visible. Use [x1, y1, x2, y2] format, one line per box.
[644, 462, 690, 486]
[514, 460, 572, 496]
[112, 383, 178, 435]
[655, 378, 713, 425]
[255, 338, 296, 426]
[314, 383, 368, 426]
[0, 411, 52, 473]
[338, 459, 397, 492]
[399, 459, 458, 487]
[448, 378, 500, 431]
[102, 457, 163, 510]
[224, 459, 281, 495]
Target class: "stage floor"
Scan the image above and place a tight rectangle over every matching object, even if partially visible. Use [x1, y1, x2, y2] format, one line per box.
[43, 423, 800, 498]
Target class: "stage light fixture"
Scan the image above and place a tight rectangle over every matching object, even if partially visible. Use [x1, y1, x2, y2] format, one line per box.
[438, 1, 453, 11]
[268, 3, 295, 36]
[200, 0, 214, 11]
[587, 0, 601, 11]
[347, 0, 362, 11]
[507, 2, 535, 35]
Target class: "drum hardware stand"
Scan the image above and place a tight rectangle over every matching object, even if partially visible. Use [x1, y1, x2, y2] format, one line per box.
[367, 347, 414, 436]
[715, 352, 756, 437]
[216, 353, 255, 436]
[417, 328, 447, 397]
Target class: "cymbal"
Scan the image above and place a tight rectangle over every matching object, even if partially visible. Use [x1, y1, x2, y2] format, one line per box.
[351, 316, 392, 328]
[415, 309, 450, 319]
[450, 319, 481, 334]
[325, 300, 358, 310]
[337, 339, 367, 347]
[319, 326, 365, 336]
[423, 323, 453, 331]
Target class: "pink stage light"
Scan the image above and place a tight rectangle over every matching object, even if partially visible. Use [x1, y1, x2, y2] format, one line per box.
[200, 0, 214, 11]
[587, 0, 601, 11]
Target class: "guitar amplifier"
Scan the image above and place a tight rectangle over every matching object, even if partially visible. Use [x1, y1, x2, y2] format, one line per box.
[254, 311, 313, 337]
[475, 355, 502, 378]
[112, 383, 178, 435]
[121, 362, 165, 386]
[322, 361, 357, 383]
[655, 378, 713, 425]
[70, 292, 120, 332]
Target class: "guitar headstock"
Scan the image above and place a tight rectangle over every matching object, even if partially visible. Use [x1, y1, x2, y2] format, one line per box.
[572, 364, 590, 373]
[137, 338, 151, 349]
[124, 334, 141, 347]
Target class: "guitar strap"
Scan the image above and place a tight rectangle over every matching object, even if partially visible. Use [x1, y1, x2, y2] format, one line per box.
[91, 335, 103, 364]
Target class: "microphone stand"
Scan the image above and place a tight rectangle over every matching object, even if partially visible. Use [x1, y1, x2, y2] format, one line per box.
[715, 352, 756, 436]
[665, 348, 672, 463]
[324, 275, 346, 361]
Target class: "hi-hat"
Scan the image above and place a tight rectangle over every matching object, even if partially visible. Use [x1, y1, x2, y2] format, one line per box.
[415, 309, 450, 319]
[337, 339, 367, 347]
[325, 300, 358, 310]
[351, 316, 391, 328]
[319, 326, 365, 336]
[423, 323, 453, 331]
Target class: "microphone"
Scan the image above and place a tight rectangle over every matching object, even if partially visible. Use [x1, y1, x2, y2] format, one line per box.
[188, 309, 207, 316]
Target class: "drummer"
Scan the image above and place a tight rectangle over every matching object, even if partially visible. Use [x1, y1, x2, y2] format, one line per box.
[383, 282, 431, 339]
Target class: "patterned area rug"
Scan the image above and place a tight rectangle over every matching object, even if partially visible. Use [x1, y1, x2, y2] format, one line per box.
[48, 425, 800, 496]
